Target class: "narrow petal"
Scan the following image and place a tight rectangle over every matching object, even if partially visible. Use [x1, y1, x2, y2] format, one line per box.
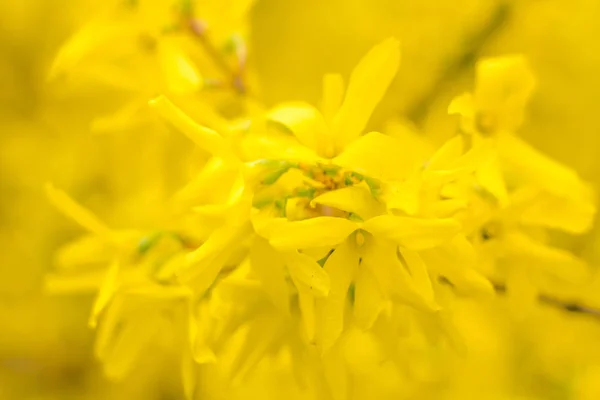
[89, 258, 120, 328]
[331, 38, 400, 152]
[250, 236, 290, 313]
[322, 347, 350, 400]
[179, 222, 253, 294]
[311, 185, 384, 220]
[333, 131, 415, 180]
[363, 215, 460, 250]
[267, 102, 330, 156]
[182, 351, 198, 400]
[363, 238, 440, 311]
[509, 188, 596, 234]
[321, 73, 345, 122]
[398, 248, 435, 306]
[264, 217, 358, 250]
[353, 265, 384, 330]
[420, 235, 494, 296]
[103, 313, 164, 380]
[448, 93, 475, 117]
[498, 133, 594, 204]
[502, 232, 588, 283]
[158, 39, 202, 95]
[296, 288, 316, 342]
[149, 96, 233, 159]
[55, 234, 113, 270]
[476, 154, 508, 205]
[46, 183, 115, 243]
[316, 241, 359, 349]
[189, 302, 217, 364]
[285, 251, 330, 297]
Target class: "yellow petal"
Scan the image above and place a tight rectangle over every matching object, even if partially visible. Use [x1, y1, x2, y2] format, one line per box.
[353, 265, 384, 330]
[420, 235, 494, 296]
[46, 183, 115, 244]
[424, 134, 463, 172]
[510, 188, 596, 234]
[188, 302, 217, 364]
[448, 93, 475, 117]
[103, 313, 164, 380]
[264, 217, 358, 250]
[316, 240, 359, 349]
[362, 238, 439, 311]
[49, 22, 131, 79]
[333, 131, 415, 180]
[331, 37, 400, 152]
[285, 251, 330, 297]
[311, 185, 384, 221]
[383, 175, 422, 215]
[363, 215, 460, 250]
[321, 73, 345, 122]
[267, 102, 331, 157]
[475, 55, 536, 130]
[54, 234, 113, 270]
[89, 258, 120, 328]
[398, 248, 435, 306]
[44, 270, 104, 294]
[476, 153, 508, 205]
[296, 287, 317, 342]
[182, 351, 198, 400]
[179, 222, 253, 294]
[149, 96, 233, 159]
[322, 346, 350, 400]
[502, 232, 588, 283]
[249, 237, 290, 313]
[158, 40, 202, 95]
[498, 134, 595, 208]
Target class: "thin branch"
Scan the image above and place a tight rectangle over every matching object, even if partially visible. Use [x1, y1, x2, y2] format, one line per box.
[491, 282, 600, 318]
[188, 19, 247, 95]
[407, 1, 512, 126]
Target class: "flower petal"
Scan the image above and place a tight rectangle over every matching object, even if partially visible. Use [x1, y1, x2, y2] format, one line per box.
[267, 102, 330, 157]
[89, 258, 120, 328]
[420, 235, 494, 296]
[179, 221, 253, 294]
[502, 232, 588, 283]
[264, 217, 358, 250]
[362, 238, 439, 311]
[249, 237, 290, 313]
[331, 37, 400, 152]
[353, 265, 384, 330]
[158, 39, 202, 95]
[363, 215, 460, 250]
[476, 153, 508, 205]
[333, 131, 415, 180]
[316, 240, 358, 349]
[46, 183, 116, 244]
[498, 133, 594, 205]
[149, 96, 233, 159]
[321, 73, 345, 122]
[311, 185, 384, 220]
[285, 251, 330, 297]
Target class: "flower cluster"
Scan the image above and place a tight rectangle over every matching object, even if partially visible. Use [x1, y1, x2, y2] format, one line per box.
[46, 1, 596, 398]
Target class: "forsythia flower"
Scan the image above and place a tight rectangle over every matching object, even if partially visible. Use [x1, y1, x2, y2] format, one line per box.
[45, 9, 598, 399]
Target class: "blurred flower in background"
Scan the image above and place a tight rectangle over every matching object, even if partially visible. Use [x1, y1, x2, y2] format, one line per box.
[3, 0, 600, 399]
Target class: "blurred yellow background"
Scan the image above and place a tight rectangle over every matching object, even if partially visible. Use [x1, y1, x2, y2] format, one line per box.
[2, 0, 600, 398]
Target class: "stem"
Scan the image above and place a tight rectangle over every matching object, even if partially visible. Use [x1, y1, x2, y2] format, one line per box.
[491, 282, 600, 318]
[188, 19, 247, 95]
[407, 1, 512, 126]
